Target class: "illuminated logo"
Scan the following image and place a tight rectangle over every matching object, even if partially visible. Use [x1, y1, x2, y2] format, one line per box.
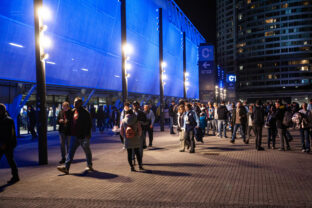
[226, 74, 236, 83]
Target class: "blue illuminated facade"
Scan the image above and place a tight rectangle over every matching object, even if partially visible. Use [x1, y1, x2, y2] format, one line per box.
[0, 0, 205, 99]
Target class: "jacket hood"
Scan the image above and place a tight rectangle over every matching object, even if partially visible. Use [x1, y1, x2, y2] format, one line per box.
[123, 114, 137, 126]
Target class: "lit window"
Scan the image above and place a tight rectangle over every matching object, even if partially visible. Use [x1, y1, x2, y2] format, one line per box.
[257, 64, 263, 68]
[301, 60, 309, 64]
[247, 0, 251, 4]
[268, 74, 272, 79]
[281, 3, 288, 8]
[265, 18, 275, 24]
[265, 31, 275, 36]
[238, 48, 244, 53]
[303, 1, 309, 6]
[251, 4, 255, 9]
[301, 66, 308, 71]
[238, 14, 243, 20]
[239, 65, 244, 70]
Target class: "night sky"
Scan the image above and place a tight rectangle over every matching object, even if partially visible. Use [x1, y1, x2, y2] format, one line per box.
[175, 0, 216, 45]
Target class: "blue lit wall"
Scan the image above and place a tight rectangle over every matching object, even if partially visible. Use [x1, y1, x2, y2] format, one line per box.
[44, 0, 122, 90]
[0, 0, 205, 98]
[0, 0, 36, 82]
[186, 38, 199, 99]
[126, 0, 159, 95]
[162, 8, 184, 98]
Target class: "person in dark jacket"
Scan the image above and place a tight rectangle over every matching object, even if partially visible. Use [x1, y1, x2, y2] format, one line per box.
[27, 105, 37, 139]
[57, 101, 72, 164]
[252, 100, 265, 150]
[217, 101, 229, 138]
[0, 103, 19, 184]
[169, 101, 177, 134]
[96, 106, 105, 133]
[57, 97, 93, 174]
[133, 101, 147, 158]
[90, 105, 96, 132]
[266, 106, 277, 149]
[274, 101, 290, 151]
[231, 101, 247, 144]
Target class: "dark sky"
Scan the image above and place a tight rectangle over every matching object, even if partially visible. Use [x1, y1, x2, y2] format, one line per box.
[175, 0, 216, 44]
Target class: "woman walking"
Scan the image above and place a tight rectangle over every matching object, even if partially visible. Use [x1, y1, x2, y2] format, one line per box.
[120, 109, 143, 171]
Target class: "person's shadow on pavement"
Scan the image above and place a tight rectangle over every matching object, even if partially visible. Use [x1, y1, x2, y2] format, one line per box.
[0, 181, 18, 193]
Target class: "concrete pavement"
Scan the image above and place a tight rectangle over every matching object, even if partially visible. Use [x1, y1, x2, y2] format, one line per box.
[1, 128, 312, 207]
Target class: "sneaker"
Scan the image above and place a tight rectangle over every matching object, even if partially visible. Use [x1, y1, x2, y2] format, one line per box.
[302, 149, 306, 153]
[189, 150, 195, 153]
[257, 147, 265, 151]
[7, 177, 19, 184]
[130, 166, 136, 172]
[179, 149, 185, 152]
[57, 166, 69, 174]
[59, 159, 65, 164]
[224, 136, 228, 138]
[85, 166, 94, 171]
[230, 140, 235, 144]
[139, 166, 145, 171]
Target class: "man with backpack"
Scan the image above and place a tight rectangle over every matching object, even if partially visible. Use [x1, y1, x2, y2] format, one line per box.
[252, 100, 265, 150]
[184, 104, 200, 153]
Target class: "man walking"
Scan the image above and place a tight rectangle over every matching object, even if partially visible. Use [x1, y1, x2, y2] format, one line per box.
[230, 101, 247, 144]
[274, 100, 290, 151]
[143, 105, 155, 147]
[57, 97, 93, 174]
[57, 101, 72, 164]
[217, 101, 229, 138]
[252, 100, 265, 150]
[133, 101, 147, 158]
[184, 104, 200, 153]
[0, 103, 19, 184]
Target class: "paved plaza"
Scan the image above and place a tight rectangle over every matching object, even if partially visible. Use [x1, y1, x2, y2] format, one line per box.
[1, 128, 312, 207]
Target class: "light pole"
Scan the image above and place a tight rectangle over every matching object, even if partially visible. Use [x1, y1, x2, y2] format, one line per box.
[121, 0, 128, 103]
[34, 0, 52, 165]
[183, 32, 187, 99]
[158, 8, 165, 132]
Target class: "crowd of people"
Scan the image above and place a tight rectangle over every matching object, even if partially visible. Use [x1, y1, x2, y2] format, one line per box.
[1, 98, 312, 183]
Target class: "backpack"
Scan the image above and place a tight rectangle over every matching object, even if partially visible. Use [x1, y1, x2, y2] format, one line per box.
[125, 126, 136, 138]
[264, 114, 273, 128]
[291, 112, 301, 129]
[282, 111, 293, 128]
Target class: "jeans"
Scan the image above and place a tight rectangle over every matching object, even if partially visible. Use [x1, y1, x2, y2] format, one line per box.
[211, 119, 218, 135]
[254, 125, 263, 149]
[247, 126, 255, 141]
[217, 120, 227, 137]
[185, 129, 195, 152]
[169, 117, 174, 133]
[65, 136, 93, 170]
[206, 119, 213, 135]
[267, 128, 277, 147]
[127, 148, 142, 167]
[143, 127, 153, 146]
[231, 124, 246, 142]
[277, 128, 289, 149]
[0, 148, 18, 178]
[179, 130, 186, 151]
[59, 133, 70, 160]
[300, 128, 310, 151]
